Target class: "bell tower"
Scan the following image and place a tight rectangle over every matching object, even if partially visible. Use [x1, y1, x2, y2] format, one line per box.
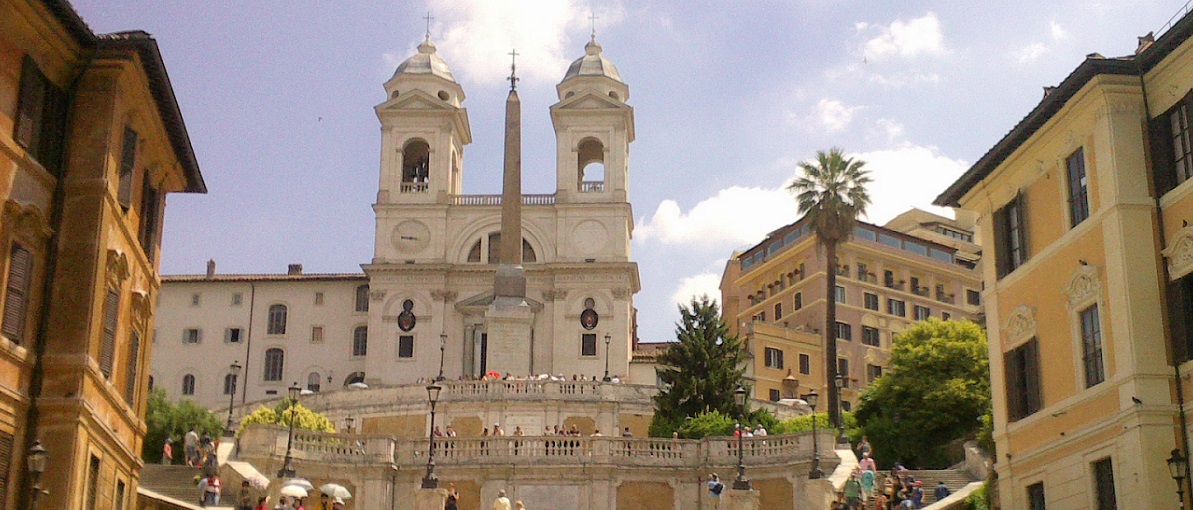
[550, 36, 634, 204]
[376, 36, 471, 205]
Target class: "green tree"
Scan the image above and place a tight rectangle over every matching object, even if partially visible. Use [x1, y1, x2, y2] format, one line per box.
[236, 398, 336, 437]
[854, 319, 991, 468]
[787, 148, 871, 429]
[142, 389, 222, 464]
[649, 295, 748, 437]
[674, 409, 779, 439]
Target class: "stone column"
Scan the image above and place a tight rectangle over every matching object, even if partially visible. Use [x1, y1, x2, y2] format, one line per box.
[722, 489, 760, 510]
[414, 488, 449, 510]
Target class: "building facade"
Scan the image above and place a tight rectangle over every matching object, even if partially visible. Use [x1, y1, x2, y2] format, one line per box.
[151, 36, 646, 410]
[934, 11, 1193, 509]
[0, 1, 205, 508]
[720, 210, 982, 407]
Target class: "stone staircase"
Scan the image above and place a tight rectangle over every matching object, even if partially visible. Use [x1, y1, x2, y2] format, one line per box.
[140, 464, 231, 508]
[863, 468, 979, 508]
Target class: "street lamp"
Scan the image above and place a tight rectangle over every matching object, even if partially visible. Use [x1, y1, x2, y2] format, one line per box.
[804, 390, 823, 479]
[224, 361, 242, 436]
[835, 374, 849, 447]
[1169, 448, 1189, 509]
[345, 415, 355, 435]
[27, 440, 47, 510]
[733, 384, 751, 490]
[422, 382, 443, 488]
[602, 333, 613, 382]
[277, 382, 300, 478]
[437, 332, 447, 382]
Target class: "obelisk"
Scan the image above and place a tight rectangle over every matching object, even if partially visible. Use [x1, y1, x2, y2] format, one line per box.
[486, 51, 534, 376]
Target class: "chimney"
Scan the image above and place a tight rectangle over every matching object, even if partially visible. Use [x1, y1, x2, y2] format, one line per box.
[206, 259, 216, 278]
[1043, 86, 1057, 98]
[1136, 32, 1155, 55]
[288, 264, 303, 275]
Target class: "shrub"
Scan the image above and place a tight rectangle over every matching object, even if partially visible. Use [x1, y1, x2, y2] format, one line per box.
[237, 398, 335, 437]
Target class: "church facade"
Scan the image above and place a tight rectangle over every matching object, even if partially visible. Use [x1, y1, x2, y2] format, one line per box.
[151, 36, 643, 409]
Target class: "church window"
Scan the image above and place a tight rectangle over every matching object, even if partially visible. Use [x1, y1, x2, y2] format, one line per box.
[477, 233, 537, 264]
[264, 348, 284, 381]
[181, 374, 195, 395]
[437, 90, 450, 101]
[581, 333, 597, 356]
[488, 232, 501, 263]
[307, 372, 321, 392]
[353, 326, 368, 357]
[577, 138, 605, 192]
[609, 91, 620, 101]
[468, 239, 482, 263]
[401, 139, 431, 190]
[267, 304, 287, 334]
[398, 335, 414, 358]
[355, 284, 369, 312]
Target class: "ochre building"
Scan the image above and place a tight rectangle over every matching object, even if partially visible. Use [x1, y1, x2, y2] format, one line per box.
[935, 9, 1193, 509]
[0, 1, 205, 508]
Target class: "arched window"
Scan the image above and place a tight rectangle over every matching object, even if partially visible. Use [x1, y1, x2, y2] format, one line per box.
[223, 373, 237, 395]
[577, 138, 605, 192]
[344, 372, 366, 386]
[522, 239, 537, 263]
[478, 233, 537, 264]
[402, 140, 430, 187]
[467, 239, 482, 262]
[307, 372, 321, 392]
[264, 348, 284, 381]
[267, 304, 287, 335]
[181, 374, 195, 396]
[353, 326, 368, 357]
[488, 232, 501, 263]
[355, 285, 370, 312]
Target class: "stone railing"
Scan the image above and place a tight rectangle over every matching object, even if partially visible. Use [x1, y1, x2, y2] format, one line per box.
[449, 194, 557, 206]
[579, 181, 604, 192]
[241, 425, 833, 470]
[441, 380, 655, 402]
[400, 182, 429, 193]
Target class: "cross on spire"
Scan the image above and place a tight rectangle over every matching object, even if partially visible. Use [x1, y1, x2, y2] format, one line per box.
[423, 12, 434, 40]
[508, 49, 520, 91]
[589, 12, 599, 41]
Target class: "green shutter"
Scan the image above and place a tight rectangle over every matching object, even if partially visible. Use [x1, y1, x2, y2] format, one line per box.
[2, 245, 33, 343]
[100, 290, 120, 378]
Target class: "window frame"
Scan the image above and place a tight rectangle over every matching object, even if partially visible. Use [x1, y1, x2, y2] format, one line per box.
[581, 333, 598, 357]
[863, 292, 879, 311]
[834, 285, 846, 304]
[263, 348, 285, 382]
[764, 347, 784, 369]
[835, 322, 852, 341]
[1079, 305, 1105, 388]
[1091, 457, 1117, 510]
[1066, 147, 1091, 227]
[398, 335, 415, 359]
[181, 374, 196, 395]
[887, 298, 906, 317]
[352, 325, 368, 357]
[994, 194, 1029, 278]
[1026, 482, 1046, 510]
[355, 284, 370, 312]
[798, 353, 811, 375]
[914, 305, 931, 321]
[267, 304, 288, 335]
[1005, 338, 1042, 421]
[861, 326, 880, 347]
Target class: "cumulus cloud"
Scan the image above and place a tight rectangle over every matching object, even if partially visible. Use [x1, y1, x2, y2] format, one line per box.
[816, 98, 861, 133]
[851, 145, 968, 222]
[420, 0, 625, 86]
[670, 272, 723, 308]
[635, 186, 799, 247]
[860, 12, 948, 60]
[1015, 42, 1049, 63]
[1050, 21, 1067, 41]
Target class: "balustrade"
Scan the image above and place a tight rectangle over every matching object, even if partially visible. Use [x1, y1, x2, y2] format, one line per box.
[449, 194, 557, 206]
[580, 181, 605, 192]
[400, 182, 429, 193]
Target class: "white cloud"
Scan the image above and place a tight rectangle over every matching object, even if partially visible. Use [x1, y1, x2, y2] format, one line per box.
[861, 12, 948, 60]
[670, 273, 722, 308]
[1050, 21, 1067, 41]
[816, 98, 861, 133]
[635, 187, 799, 247]
[423, 0, 625, 86]
[1014, 42, 1049, 63]
[851, 145, 968, 223]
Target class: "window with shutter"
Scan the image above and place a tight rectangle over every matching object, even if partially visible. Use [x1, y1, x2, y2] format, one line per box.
[125, 332, 140, 404]
[355, 285, 369, 312]
[353, 326, 368, 356]
[268, 304, 287, 334]
[799, 353, 810, 375]
[0, 430, 11, 510]
[264, 348, 284, 381]
[1169, 275, 1193, 363]
[15, 57, 46, 151]
[995, 194, 1029, 278]
[1006, 338, 1043, 421]
[100, 289, 120, 379]
[2, 244, 34, 343]
[1092, 458, 1117, 510]
[1066, 148, 1090, 226]
[139, 171, 160, 259]
[118, 127, 137, 210]
[1080, 306, 1105, 388]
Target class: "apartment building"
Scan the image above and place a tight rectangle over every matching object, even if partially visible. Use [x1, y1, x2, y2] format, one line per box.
[720, 209, 982, 408]
[0, 1, 206, 508]
[934, 9, 1193, 508]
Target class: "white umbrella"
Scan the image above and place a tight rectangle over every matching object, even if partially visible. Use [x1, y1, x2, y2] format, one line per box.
[319, 483, 352, 500]
[283, 478, 314, 491]
[279, 485, 308, 498]
[348, 382, 369, 389]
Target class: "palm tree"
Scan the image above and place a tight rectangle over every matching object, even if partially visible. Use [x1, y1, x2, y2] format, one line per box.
[787, 148, 871, 430]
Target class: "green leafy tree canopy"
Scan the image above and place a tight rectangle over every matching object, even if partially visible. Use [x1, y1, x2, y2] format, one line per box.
[854, 318, 990, 468]
[650, 295, 748, 437]
[236, 398, 336, 437]
[143, 389, 223, 464]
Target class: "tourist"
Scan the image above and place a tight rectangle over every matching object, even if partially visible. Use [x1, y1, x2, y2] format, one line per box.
[236, 480, 253, 510]
[591, 429, 602, 437]
[254, 496, 269, 510]
[858, 435, 872, 458]
[860, 466, 876, 505]
[199, 473, 221, 506]
[515, 502, 525, 509]
[493, 424, 504, 436]
[445, 482, 459, 510]
[672, 431, 679, 440]
[492, 489, 512, 510]
[330, 498, 345, 510]
[910, 481, 924, 508]
[434, 425, 443, 437]
[844, 472, 862, 510]
[874, 491, 888, 510]
[185, 428, 199, 466]
[622, 427, 632, 438]
[162, 438, 173, 465]
[830, 492, 849, 510]
[754, 425, 767, 437]
[934, 481, 951, 502]
[859, 452, 877, 473]
[707, 474, 724, 508]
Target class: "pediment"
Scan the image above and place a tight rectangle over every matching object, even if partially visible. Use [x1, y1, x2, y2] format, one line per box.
[553, 91, 629, 111]
[455, 290, 544, 313]
[378, 90, 453, 112]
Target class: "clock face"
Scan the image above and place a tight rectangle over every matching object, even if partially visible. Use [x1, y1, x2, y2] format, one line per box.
[392, 221, 431, 254]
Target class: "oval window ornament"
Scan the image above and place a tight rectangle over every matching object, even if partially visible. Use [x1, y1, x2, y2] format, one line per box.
[581, 309, 599, 330]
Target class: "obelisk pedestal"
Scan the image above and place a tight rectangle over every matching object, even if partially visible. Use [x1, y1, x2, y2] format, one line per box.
[414, 488, 449, 510]
[723, 488, 761, 510]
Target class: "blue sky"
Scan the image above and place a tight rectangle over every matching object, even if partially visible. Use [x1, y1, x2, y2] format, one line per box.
[75, 1, 1181, 343]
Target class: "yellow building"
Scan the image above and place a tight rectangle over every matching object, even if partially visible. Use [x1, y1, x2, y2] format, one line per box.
[720, 210, 982, 409]
[0, 1, 205, 508]
[934, 11, 1193, 509]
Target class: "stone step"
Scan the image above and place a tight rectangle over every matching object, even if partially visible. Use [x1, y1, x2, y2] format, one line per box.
[140, 464, 229, 505]
[861, 469, 977, 508]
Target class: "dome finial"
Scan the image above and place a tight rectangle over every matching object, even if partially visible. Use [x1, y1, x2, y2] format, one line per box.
[589, 11, 599, 42]
[423, 12, 434, 41]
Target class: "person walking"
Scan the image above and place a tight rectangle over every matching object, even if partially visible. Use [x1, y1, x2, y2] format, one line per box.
[162, 438, 174, 465]
[860, 467, 876, 506]
[934, 481, 951, 502]
[857, 435, 872, 458]
[235, 480, 253, 510]
[844, 472, 862, 510]
[706, 473, 724, 509]
[445, 482, 459, 510]
[492, 490, 512, 510]
[184, 428, 199, 466]
[199, 473, 221, 506]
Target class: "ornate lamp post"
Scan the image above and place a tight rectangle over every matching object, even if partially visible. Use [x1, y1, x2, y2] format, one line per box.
[804, 390, 823, 479]
[422, 382, 443, 488]
[224, 361, 242, 436]
[835, 374, 849, 447]
[1169, 448, 1189, 509]
[27, 440, 48, 510]
[733, 384, 752, 490]
[345, 415, 355, 435]
[437, 332, 447, 382]
[277, 382, 301, 478]
[602, 333, 613, 382]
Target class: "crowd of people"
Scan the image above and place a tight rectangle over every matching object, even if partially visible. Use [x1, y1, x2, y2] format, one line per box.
[830, 436, 952, 510]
